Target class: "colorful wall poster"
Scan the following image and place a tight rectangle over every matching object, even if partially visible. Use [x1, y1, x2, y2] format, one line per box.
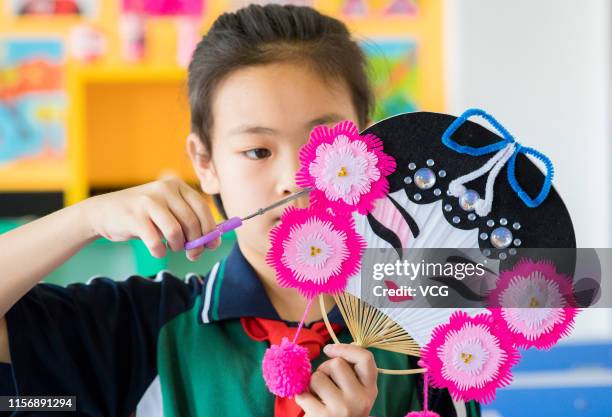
[0, 37, 66, 165]
[7, 0, 98, 17]
[361, 37, 419, 121]
[121, 0, 203, 16]
[333, 0, 418, 19]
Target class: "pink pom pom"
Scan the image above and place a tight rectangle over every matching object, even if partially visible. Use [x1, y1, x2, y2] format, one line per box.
[262, 337, 311, 398]
[406, 412, 440, 417]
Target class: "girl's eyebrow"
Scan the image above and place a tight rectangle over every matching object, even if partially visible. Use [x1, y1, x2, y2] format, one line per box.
[228, 125, 278, 136]
[228, 114, 345, 137]
[306, 113, 344, 129]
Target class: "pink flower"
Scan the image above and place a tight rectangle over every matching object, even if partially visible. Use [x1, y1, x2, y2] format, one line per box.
[296, 120, 396, 214]
[488, 259, 578, 350]
[266, 206, 365, 298]
[421, 312, 519, 404]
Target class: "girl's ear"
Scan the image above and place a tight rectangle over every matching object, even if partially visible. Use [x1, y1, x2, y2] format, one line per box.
[186, 133, 220, 194]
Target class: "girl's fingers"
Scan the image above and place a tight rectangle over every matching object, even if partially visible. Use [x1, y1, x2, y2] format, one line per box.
[308, 370, 344, 410]
[204, 236, 221, 250]
[165, 192, 205, 260]
[294, 391, 325, 415]
[134, 218, 165, 258]
[179, 183, 215, 231]
[316, 357, 360, 396]
[179, 184, 221, 254]
[146, 200, 185, 252]
[323, 344, 378, 388]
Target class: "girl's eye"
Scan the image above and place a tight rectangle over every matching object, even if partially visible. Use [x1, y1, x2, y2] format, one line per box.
[244, 148, 271, 160]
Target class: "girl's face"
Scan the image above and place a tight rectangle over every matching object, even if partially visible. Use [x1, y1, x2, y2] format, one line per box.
[188, 62, 360, 271]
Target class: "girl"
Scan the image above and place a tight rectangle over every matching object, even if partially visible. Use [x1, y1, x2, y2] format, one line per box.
[0, 4, 478, 417]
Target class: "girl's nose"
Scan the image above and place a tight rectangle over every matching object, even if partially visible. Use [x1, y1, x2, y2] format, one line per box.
[276, 154, 308, 206]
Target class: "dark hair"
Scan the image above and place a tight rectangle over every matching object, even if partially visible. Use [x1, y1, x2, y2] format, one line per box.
[187, 3, 373, 154]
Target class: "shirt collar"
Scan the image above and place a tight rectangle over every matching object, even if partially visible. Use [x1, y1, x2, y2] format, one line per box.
[200, 243, 345, 326]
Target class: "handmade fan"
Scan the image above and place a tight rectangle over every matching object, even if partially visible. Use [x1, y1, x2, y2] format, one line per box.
[319, 108, 575, 357]
[263, 110, 579, 410]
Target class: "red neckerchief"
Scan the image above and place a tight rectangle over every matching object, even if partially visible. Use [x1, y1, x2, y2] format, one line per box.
[241, 316, 343, 417]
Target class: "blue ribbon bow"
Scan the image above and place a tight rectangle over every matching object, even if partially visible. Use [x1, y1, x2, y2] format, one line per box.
[441, 108, 554, 208]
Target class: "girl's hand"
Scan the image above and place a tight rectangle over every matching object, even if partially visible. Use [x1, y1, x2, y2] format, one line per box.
[81, 178, 219, 261]
[295, 343, 378, 417]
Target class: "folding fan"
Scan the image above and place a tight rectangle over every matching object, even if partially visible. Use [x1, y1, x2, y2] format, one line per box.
[314, 109, 577, 375]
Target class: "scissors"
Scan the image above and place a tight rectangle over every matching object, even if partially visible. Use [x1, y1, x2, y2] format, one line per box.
[184, 187, 312, 250]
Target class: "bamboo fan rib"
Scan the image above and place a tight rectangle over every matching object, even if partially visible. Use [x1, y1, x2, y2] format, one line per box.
[319, 294, 425, 375]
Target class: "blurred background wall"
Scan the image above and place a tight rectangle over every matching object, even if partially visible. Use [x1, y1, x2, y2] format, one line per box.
[445, 0, 612, 343]
[442, 2, 612, 416]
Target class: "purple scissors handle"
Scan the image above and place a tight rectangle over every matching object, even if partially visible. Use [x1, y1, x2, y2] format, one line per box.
[184, 187, 311, 251]
[184, 217, 242, 250]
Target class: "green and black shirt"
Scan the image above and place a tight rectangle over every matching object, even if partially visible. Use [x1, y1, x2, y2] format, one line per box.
[4, 244, 480, 417]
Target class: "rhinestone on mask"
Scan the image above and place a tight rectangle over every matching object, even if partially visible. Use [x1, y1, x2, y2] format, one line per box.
[414, 168, 436, 190]
[490, 227, 513, 249]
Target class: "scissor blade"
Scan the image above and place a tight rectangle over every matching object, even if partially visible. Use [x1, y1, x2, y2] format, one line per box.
[241, 187, 311, 221]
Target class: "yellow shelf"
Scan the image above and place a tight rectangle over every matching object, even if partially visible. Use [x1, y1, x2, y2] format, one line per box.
[0, 63, 188, 201]
[0, 160, 69, 191]
[68, 63, 188, 83]
[64, 62, 193, 205]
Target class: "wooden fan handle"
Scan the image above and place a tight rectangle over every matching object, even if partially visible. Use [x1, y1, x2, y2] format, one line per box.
[319, 294, 342, 344]
[318, 295, 427, 375]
